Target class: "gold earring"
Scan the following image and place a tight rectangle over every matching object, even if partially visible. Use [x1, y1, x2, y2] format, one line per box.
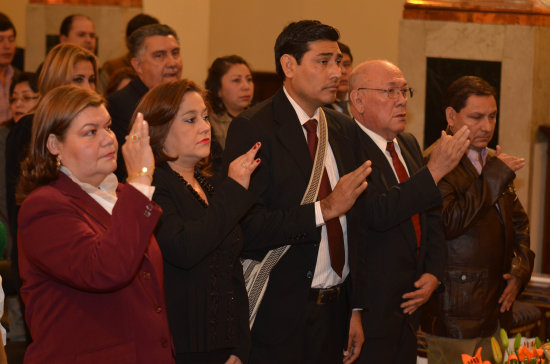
[56, 156, 61, 169]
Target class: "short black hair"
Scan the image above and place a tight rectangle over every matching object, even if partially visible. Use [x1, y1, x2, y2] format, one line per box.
[274, 20, 339, 80]
[10, 72, 38, 96]
[126, 13, 159, 40]
[0, 12, 16, 37]
[127, 24, 178, 59]
[59, 14, 92, 37]
[338, 42, 352, 62]
[444, 76, 497, 113]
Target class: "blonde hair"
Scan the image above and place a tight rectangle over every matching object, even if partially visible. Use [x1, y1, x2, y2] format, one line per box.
[17, 85, 105, 202]
[38, 43, 98, 96]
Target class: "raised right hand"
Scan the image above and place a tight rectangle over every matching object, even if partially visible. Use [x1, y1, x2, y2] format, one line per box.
[122, 112, 155, 185]
[227, 142, 261, 189]
[320, 161, 371, 221]
[427, 126, 470, 184]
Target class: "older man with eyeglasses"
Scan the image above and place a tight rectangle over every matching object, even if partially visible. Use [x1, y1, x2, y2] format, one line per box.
[348, 60, 471, 363]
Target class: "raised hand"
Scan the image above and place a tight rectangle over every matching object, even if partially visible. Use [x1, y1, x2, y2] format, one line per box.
[427, 126, 470, 183]
[123, 112, 155, 185]
[496, 145, 525, 172]
[320, 161, 372, 221]
[227, 142, 261, 189]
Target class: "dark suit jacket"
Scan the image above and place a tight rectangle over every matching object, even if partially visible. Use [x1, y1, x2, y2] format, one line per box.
[106, 77, 149, 180]
[152, 163, 255, 362]
[355, 128, 445, 338]
[223, 88, 365, 346]
[18, 173, 174, 363]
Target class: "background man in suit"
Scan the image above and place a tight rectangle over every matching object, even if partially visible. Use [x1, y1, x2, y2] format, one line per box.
[224, 20, 371, 364]
[107, 23, 181, 179]
[421, 76, 534, 364]
[59, 14, 97, 54]
[348, 60, 470, 363]
[326, 42, 352, 116]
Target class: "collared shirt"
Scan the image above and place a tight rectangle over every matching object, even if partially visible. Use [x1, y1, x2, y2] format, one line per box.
[466, 147, 488, 175]
[283, 87, 349, 288]
[60, 166, 155, 215]
[0, 65, 14, 122]
[355, 120, 411, 179]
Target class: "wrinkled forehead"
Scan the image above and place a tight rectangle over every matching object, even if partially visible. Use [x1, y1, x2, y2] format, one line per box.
[370, 67, 407, 88]
[143, 35, 179, 53]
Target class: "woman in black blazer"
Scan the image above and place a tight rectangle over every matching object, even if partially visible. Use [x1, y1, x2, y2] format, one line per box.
[130, 79, 260, 364]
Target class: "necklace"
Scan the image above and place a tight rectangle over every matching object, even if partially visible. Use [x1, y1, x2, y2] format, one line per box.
[171, 168, 214, 208]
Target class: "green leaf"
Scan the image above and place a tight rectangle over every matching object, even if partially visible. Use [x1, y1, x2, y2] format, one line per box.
[536, 337, 543, 349]
[514, 333, 522, 351]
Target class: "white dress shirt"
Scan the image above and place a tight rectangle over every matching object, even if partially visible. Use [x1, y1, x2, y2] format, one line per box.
[283, 87, 349, 288]
[60, 167, 154, 215]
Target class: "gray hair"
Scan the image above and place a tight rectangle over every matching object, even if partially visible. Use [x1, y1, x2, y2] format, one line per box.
[127, 23, 179, 59]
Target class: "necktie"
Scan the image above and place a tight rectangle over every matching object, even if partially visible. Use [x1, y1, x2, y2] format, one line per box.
[303, 119, 345, 276]
[386, 141, 421, 252]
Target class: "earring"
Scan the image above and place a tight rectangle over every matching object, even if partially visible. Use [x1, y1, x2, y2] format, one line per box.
[56, 156, 61, 170]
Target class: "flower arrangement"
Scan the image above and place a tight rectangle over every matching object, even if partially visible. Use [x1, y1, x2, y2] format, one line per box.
[461, 329, 550, 364]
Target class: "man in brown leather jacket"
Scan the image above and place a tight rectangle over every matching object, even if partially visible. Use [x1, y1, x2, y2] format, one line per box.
[422, 76, 534, 364]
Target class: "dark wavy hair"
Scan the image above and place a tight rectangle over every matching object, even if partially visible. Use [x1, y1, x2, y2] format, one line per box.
[274, 20, 339, 80]
[130, 79, 212, 176]
[444, 76, 497, 113]
[205, 55, 251, 115]
[18, 86, 105, 202]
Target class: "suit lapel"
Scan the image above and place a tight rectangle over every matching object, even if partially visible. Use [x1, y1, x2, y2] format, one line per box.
[272, 90, 313, 181]
[53, 173, 112, 229]
[357, 130, 395, 189]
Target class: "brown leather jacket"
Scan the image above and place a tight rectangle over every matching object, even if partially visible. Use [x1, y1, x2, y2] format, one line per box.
[421, 150, 534, 339]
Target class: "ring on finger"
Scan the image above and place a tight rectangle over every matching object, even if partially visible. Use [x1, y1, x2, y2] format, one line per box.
[131, 134, 140, 143]
[241, 162, 247, 169]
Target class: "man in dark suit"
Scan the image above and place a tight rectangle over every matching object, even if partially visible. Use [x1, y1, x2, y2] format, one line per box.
[224, 20, 371, 364]
[107, 23, 181, 179]
[348, 60, 470, 363]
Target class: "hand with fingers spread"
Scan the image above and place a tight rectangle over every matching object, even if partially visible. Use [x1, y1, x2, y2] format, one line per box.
[227, 142, 261, 189]
[427, 126, 470, 184]
[123, 112, 155, 185]
[320, 161, 371, 221]
[401, 273, 439, 315]
[495, 145, 525, 172]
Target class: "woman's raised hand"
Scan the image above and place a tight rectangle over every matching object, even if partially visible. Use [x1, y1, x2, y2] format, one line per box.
[227, 142, 261, 190]
[123, 112, 155, 185]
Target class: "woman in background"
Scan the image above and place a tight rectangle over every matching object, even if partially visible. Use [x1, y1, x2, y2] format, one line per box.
[205, 55, 254, 151]
[7, 72, 39, 125]
[132, 79, 259, 364]
[6, 43, 99, 288]
[17, 85, 174, 363]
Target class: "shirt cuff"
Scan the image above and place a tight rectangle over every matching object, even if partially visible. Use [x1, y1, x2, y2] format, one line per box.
[128, 182, 155, 200]
[314, 201, 325, 227]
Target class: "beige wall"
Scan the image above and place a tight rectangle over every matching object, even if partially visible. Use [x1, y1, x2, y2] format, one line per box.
[1, 0, 406, 84]
[207, 0, 406, 78]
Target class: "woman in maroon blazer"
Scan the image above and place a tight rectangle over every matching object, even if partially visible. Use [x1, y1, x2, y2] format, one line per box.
[16, 85, 175, 364]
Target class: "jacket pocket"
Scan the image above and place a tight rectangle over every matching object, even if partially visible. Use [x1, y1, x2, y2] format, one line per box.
[442, 268, 488, 318]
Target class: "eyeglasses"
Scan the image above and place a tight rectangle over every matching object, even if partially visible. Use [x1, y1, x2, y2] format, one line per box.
[9, 95, 38, 104]
[356, 87, 414, 100]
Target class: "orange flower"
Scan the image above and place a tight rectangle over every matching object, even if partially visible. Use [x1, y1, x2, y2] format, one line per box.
[461, 347, 491, 364]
